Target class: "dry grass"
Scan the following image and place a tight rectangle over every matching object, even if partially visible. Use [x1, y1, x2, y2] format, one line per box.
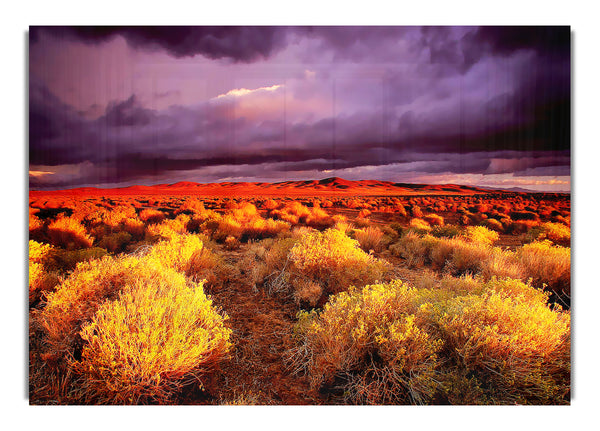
[28, 191, 571, 405]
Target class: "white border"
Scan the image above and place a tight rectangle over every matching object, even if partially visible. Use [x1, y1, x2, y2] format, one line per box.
[4, 1, 597, 430]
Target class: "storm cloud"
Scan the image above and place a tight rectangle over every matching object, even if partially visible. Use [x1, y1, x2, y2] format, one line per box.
[29, 26, 571, 191]
[30, 26, 291, 62]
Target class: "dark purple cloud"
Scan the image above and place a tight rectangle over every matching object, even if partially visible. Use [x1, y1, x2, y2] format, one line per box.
[475, 26, 570, 58]
[29, 26, 571, 190]
[30, 26, 290, 62]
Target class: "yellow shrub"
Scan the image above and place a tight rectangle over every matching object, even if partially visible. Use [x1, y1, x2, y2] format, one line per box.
[428, 236, 456, 270]
[240, 237, 297, 293]
[409, 218, 432, 232]
[29, 240, 55, 264]
[101, 206, 137, 228]
[479, 248, 524, 281]
[423, 214, 444, 226]
[96, 231, 132, 253]
[215, 203, 290, 241]
[392, 232, 497, 276]
[47, 216, 94, 249]
[517, 241, 571, 295]
[540, 222, 571, 246]
[146, 216, 189, 240]
[292, 281, 443, 404]
[229, 201, 259, 220]
[122, 217, 146, 239]
[223, 235, 240, 250]
[354, 226, 385, 253]
[174, 198, 208, 215]
[186, 246, 235, 291]
[144, 234, 204, 274]
[240, 217, 290, 240]
[288, 228, 388, 297]
[39, 255, 145, 355]
[271, 201, 333, 228]
[52, 247, 108, 272]
[438, 288, 570, 404]
[29, 213, 44, 238]
[462, 225, 499, 245]
[446, 238, 493, 275]
[29, 240, 59, 303]
[357, 209, 371, 219]
[389, 232, 435, 268]
[75, 274, 231, 404]
[139, 208, 165, 224]
[291, 275, 569, 405]
[39, 234, 210, 352]
[482, 218, 504, 233]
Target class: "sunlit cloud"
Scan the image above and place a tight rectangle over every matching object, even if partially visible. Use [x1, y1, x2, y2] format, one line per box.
[29, 170, 54, 178]
[215, 84, 283, 100]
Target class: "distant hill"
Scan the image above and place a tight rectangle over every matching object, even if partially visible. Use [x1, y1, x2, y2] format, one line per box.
[30, 177, 546, 197]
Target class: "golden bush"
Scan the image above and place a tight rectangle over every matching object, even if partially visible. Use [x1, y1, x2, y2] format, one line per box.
[239, 237, 297, 292]
[517, 241, 571, 295]
[357, 209, 371, 219]
[96, 231, 132, 253]
[146, 216, 189, 240]
[52, 247, 108, 272]
[438, 287, 570, 404]
[29, 213, 45, 240]
[291, 276, 569, 405]
[288, 228, 388, 298]
[186, 246, 235, 291]
[271, 201, 333, 228]
[539, 222, 571, 246]
[39, 255, 146, 356]
[423, 213, 444, 226]
[389, 232, 434, 268]
[139, 208, 166, 224]
[214, 203, 290, 241]
[174, 198, 208, 215]
[409, 218, 432, 232]
[29, 240, 59, 303]
[446, 238, 494, 275]
[354, 226, 385, 253]
[462, 225, 499, 245]
[482, 218, 504, 233]
[74, 273, 231, 404]
[291, 281, 443, 404]
[144, 234, 204, 274]
[241, 217, 290, 240]
[47, 216, 94, 249]
[122, 217, 146, 239]
[479, 248, 524, 281]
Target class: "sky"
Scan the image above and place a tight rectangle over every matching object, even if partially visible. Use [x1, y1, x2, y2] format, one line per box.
[28, 26, 571, 191]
